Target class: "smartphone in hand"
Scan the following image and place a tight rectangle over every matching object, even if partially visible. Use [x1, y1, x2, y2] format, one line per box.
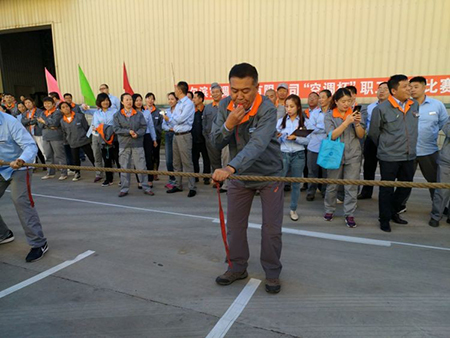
[353, 105, 362, 115]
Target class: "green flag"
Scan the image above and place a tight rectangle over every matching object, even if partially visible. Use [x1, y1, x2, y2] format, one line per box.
[78, 65, 96, 106]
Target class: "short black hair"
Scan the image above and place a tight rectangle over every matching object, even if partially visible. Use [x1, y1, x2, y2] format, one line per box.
[58, 101, 71, 110]
[194, 91, 205, 102]
[308, 92, 319, 97]
[100, 83, 109, 89]
[228, 63, 258, 85]
[49, 92, 60, 100]
[120, 92, 133, 102]
[346, 85, 357, 95]
[23, 97, 35, 104]
[378, 81, 388, 87]
[177, 81, 189, 95]
[168, 92, 178, 100]
[187, 91, 194, 98]
[95, 93, 111, 108]
[388, 74, 408, 94]
[145, 92, 156, 100]
[43, 96, 54, 104]
[63, 93, 73, 98]
[410, 76, 427, 85]
[3, 92, 12, 96]
[319, 89, 332, 98]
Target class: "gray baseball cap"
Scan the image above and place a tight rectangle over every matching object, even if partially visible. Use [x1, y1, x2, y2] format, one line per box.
[277, 83, 288, 90]
[211, 82, 222, 90]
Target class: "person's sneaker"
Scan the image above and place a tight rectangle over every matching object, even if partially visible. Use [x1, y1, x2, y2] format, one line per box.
[137, 183, 143, 190]
[357, 194, 371, 200]
[345, 216, 357, 228]
[165, 183, 174, 189]
[300, 184, 308, 192]
[337, 198, 344, 204]
[204, 179, 210, 185]
[398, 206, 407, 214]
[58, 175, 68, 181]
[67, 170, 76, 176]
[94, 176, 103, 183]
[428, 219, 439, 228]
[219, 188, 227, 193]
[144, 190, 155, 196]
[0, 230, 14, 245]
[72, 173, 81, 181]
[118, 192, 128, 197]
[25, 242, 48, 262]
[290, 210, 299, 221]
[167, 186, 183, 194]
[101, 180, 113, 187]
[306, 194, 314, 201]
[187, 190, 197, 197]
[41, 174, 55, 180]
[215, 270, 248, 285]
[447, 218, 450, 224]
[324, 213, 333, 221]
[265, 278, 281, 294]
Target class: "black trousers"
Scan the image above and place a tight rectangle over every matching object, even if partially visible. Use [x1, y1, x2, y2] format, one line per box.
[404, 151, 439, 204]
[36, 148, 46, 166]
[143, 134, 154, 182]
[152, 139, 161, 171]
[360, 137, 378, 197]
[64, 144, 74, 165]
[101, 142, 119, 183]
[71, 144, 95, 174]
[379, 160, 415, 222]
[192, 141, 211, 177]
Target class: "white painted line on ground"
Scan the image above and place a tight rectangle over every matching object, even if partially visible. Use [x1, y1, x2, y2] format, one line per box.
[0, 250, 95, 299]
[390, 241, 450, 251]
[21, 193, 450, 252]
[212, 220, 391, 247]
[206, 278, 261, 338]
[30, 193, 216, 221]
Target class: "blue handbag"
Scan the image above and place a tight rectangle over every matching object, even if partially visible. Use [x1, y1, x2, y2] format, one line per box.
[317, 132, 345, 170]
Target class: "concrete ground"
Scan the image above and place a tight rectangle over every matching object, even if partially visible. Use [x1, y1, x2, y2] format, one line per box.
[1, 158, 449, 338]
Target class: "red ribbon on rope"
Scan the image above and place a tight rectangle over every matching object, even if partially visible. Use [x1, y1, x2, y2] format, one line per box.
[26, 168, 35, 208]
[216, 182, 232, 268]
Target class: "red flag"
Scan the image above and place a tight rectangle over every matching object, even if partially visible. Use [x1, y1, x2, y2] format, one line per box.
[123, 62, 134, 95]
[44, 68, 64, 101]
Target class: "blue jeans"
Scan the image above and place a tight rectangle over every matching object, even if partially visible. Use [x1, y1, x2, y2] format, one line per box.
[282, 151, 305, 211]
[165, 131, 175, 182]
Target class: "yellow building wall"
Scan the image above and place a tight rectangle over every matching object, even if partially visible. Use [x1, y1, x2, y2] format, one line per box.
[0, 0, 449, 104]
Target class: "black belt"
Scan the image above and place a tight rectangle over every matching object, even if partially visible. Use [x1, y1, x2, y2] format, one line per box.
[174, 131, 191, 136]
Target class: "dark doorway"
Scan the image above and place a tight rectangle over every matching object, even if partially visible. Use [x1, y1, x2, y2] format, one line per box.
[0, 26, 55, 107]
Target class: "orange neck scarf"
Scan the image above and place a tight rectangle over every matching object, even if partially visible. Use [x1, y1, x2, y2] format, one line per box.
[227, 93, 263, 125]
[121, 108, 137, 117]
[332, 108, 353, 120]
[63, 111, 75, 124]
[388, 96, 414, 114]
[44, 107, 56, 117]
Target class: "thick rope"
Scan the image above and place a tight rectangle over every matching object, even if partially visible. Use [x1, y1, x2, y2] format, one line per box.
[2, 160, 450, 189]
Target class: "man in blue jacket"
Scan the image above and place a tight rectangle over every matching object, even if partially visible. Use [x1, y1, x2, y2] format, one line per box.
[0, 112, 48, 262]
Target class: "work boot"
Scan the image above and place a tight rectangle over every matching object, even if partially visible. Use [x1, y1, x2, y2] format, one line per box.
[265, 278, 281, 294]
[215, 270, 248, 285]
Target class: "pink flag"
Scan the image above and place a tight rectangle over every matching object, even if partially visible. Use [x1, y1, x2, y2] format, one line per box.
[44, 68, 63, 100]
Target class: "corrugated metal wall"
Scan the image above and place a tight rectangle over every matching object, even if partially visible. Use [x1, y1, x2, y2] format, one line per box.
[0, 0, 449, 104]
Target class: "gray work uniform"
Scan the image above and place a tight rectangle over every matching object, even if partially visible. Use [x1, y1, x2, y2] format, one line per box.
[211, 94, 284, 279]
[431, 121, 450, 221]
[324, 110, 365, 217]
[39, 108, 67, 176]
[113, 110, 151, 193]
[203, 102, 230, 189]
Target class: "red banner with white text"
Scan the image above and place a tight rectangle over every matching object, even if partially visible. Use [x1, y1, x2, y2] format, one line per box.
[190, 75, 450, 100]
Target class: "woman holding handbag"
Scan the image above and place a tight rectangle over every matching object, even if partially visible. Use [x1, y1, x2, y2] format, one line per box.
[277, 94, 310, 221]
[323, 88, 365, 227]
